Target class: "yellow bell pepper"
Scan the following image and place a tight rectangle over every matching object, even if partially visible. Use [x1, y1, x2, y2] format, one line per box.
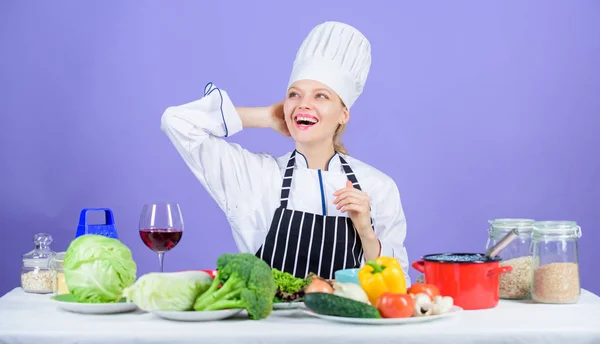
[358, 256, 407, 306]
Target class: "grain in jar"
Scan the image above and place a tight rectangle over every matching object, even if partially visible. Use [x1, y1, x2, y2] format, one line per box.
[531, 221, 581, 304]
[486, 219, 535, 299]
[21, 270, 55, 293]
[533, 262, 580, 303]
[499, 256, 533, 299]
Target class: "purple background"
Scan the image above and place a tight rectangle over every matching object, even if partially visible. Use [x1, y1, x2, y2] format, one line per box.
[1, 1, 599, 296]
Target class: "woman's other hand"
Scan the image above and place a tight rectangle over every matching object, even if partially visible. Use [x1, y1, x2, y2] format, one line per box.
[333, 180, 373, 236]
[268, 101, 290, 137]
[236, 101, 289, 137]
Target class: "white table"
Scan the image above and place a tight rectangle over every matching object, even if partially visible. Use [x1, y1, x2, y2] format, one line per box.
[1, 287, 599, 344]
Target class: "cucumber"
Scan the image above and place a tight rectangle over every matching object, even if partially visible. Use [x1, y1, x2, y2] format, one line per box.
[304, 292, 380, 318]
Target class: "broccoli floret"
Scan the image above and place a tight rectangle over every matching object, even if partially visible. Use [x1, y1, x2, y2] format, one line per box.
[193, 253, 276, 320]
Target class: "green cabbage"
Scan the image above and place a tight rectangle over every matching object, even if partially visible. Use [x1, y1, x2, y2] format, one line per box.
[123, 271, 213, 311]
[63, 234, 137, 303]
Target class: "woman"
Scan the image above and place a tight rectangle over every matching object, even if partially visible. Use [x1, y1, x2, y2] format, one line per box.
[161, 21, 410, 284]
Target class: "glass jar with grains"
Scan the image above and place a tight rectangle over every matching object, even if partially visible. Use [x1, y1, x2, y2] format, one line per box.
[21, 233, 56, 294]
[531, 221, 581, 304]
[486, 218, 535, 300]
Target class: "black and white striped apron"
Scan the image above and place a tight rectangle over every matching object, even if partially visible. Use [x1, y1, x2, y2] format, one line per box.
[255, 151, 365, 279]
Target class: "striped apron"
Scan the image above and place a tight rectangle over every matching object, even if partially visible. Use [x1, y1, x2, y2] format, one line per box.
[255, 150, 365, 279]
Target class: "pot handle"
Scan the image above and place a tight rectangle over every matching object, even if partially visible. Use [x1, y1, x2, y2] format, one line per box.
[487, 266, 512, 278]
[412, 260, 425, 273]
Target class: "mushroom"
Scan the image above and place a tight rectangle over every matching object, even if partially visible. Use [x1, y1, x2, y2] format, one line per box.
[432, 295, 454, 315]
[411, 293, 433, 316]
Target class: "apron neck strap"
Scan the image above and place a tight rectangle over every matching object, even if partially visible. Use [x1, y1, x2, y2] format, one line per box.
[279, 151, 362, 208]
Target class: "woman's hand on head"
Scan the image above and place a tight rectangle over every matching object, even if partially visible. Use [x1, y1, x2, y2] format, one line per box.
[236, 102, 289, 136]
[268, 101, 290, 137]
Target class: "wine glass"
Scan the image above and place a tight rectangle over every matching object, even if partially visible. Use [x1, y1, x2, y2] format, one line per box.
[139, 203, 184, 272]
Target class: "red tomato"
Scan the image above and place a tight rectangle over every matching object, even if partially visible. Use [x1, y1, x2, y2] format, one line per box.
[376, 292, 414, 318]
[408, 283, 440, 301]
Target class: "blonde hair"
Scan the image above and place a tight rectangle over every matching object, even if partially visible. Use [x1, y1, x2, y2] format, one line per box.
[334, 99, 349, 155]
[333, 123, 348, 155]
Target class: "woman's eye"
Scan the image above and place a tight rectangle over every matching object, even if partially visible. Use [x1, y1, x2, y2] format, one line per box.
[288, 92, 298, 98]
[316, 93, 329, 99]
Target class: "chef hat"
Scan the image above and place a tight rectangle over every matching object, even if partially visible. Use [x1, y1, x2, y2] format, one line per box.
[287, 21, 372, 109]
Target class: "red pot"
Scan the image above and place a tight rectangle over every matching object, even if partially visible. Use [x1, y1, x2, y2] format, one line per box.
[412, 253, 512, 310]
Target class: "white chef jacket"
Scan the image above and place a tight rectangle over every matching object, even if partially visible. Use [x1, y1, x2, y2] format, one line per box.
[160, 84, 411, 285]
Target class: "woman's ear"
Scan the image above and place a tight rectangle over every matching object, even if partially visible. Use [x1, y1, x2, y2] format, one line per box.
[339, 108, 350, 125]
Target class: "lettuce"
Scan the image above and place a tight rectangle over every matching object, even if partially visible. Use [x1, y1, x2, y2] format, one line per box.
[123, 271, 213, 311]
[63, 234, 137, 303]
[272, 268, 309, 302]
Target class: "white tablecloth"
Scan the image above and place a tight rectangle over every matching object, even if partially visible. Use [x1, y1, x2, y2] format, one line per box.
[1, 287, 599, 344]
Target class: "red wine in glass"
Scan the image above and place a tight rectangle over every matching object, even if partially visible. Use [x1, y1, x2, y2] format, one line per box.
[139, 203, 184, 272]
[139, 229, 183, 252]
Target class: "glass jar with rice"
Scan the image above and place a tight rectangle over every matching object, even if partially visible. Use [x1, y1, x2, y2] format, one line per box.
[21, 233, 56, 294]
[486, 219, 535, 300]
[531, 221, 581, 304]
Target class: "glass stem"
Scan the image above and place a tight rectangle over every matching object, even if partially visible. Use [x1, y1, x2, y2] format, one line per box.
[158, 252, 165, 273]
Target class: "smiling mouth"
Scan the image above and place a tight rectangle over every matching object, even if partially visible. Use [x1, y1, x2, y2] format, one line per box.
[294, 115, 319, 127]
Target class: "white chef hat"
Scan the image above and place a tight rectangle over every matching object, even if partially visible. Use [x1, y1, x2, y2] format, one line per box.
[287, 21, 372, 109]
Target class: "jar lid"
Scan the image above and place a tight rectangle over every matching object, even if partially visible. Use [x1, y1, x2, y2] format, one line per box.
[489, 218, 535, 230]
[532, 221, 582, 238]
[22, 233, 56, 266]
[33, 233, 53, 246]
[22, 258, 52, 268]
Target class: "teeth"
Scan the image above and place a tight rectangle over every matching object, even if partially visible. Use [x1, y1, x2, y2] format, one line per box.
[296, 116, 318, 124]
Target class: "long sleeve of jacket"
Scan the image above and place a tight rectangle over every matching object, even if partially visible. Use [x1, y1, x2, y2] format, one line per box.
[160, 83, 279, 227]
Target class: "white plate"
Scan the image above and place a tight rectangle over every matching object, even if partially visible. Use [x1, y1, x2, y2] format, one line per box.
[152, 308, 243, 322]
[302, 305, 463, 325]
[52, 294, 138, 314]
[273, 302, 305, 310]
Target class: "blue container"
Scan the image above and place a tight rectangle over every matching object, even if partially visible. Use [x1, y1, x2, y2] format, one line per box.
[75, 208, 118, 239]
[334, 268, 361, 285]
